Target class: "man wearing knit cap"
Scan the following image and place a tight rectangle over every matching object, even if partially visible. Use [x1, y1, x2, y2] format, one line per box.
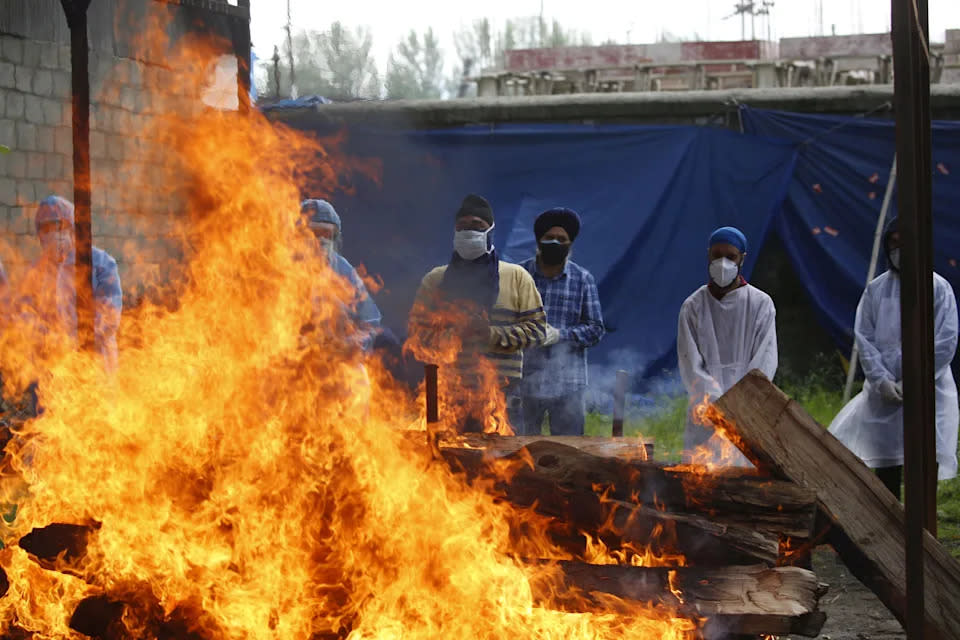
[409, 194, 546, 433]
[519, 207, 604, 436]
[29, 195, 123, 370]
[300, 198, 381, 348]
[677, 226, 777, 466]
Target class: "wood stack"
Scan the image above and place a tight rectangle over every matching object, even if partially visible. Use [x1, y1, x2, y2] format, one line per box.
[432, 431, 829, 637]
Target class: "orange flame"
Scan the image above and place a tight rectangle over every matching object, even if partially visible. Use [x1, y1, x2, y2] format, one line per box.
[0, 17, 696, 640]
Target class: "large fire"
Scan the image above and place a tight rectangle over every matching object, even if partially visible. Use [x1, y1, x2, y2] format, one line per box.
[0, 23, 698, 640]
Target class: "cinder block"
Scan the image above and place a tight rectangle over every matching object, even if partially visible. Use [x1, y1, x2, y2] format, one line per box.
[5, 92, 24, 119]
[36, 127, 54, 153]
[52, 70, 71, 99]
[38, 44, 59, 70]
[1, 39, 23, 65]
[0, 118, 15, 148]
[24, 95, 44, 125]
[42, 98, 64, 127]
[32, 69, 53, 97]
[59, 45, 71, 70]
[0, 62, 14, 89]
[54, 127, 71, 155]
[9, 207, 30, 235]
[14, 66, 32, 93]
[128, 62, 143, 88]
[15, 181, 34, 206]
[21, 41, 40, 69]
[120, 88, 137, 112]
[16, 122, 37, 151]
[62, 102, 71, 127]
[45, 153, 64, 180]
[107, 136, 124, 161]
[90, 131, 106, 158]
[26, 153, 44, 180]
[0, 178, 15, 206]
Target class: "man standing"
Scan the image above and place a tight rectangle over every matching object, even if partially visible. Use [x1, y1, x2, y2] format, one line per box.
[677, 226, 777, 466]
[300, 198, 381, 350]
[830, 218, 958, 497]
[408, 194, 546, 433]
[30, 195, 123, 371]
[519, 208, 604, 436]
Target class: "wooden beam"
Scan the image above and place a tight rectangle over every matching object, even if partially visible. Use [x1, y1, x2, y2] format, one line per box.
[714, 370, 960, 639]
[444, 433, 654, 460]
[544, 563, 826, 638]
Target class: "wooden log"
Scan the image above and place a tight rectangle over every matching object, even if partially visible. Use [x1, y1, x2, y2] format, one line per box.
[438, 433, 655, 460]
[445, 439, 817, 540]
[542, 563, 826, 638]
[441, 447, 780, 566]
[714, 370, 960, 639]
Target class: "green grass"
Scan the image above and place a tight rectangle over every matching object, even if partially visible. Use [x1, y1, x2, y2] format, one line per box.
[583, 384, 960, 558]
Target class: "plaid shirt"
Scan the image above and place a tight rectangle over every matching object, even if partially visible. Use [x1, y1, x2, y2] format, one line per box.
[520, 257, 604, 398]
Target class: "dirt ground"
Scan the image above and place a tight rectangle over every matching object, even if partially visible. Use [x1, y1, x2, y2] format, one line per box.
[802, 546, 904, 640]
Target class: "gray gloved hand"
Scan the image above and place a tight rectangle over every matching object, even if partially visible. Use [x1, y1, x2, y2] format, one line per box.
[877, 378, 904, 403]
[542, 325, 561, 346]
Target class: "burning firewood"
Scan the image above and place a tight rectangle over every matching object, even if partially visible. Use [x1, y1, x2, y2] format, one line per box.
[539, 563, 827, 638]
[713, 370, 960, 640]
[18, 522, 98, 570]
[440, 444, 782, 566]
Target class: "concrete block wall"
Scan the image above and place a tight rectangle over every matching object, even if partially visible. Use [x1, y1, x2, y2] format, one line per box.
[0, 32, 200, 305]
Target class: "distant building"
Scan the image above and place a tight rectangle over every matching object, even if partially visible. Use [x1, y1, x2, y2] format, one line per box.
[472, 32, 959, 97]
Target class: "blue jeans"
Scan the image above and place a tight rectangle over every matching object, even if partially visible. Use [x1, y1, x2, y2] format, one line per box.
[520, 390, 586, 436]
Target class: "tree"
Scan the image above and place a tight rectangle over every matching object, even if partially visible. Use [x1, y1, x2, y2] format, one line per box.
[262, 22, 381, 100]
[385, 28, 444, 99]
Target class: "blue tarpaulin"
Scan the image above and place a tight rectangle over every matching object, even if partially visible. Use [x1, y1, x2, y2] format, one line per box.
[322, 124, 798, 391]
[741, 107, 960, 352]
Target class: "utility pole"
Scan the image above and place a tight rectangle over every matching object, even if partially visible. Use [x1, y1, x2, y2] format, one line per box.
[286, 0, 297, 98]
[272, 45, 281, 98]
[58, 0, 94, 354]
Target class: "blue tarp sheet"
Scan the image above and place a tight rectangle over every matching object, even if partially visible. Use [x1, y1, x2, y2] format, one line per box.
[324, 124, 798, 391]
[741, 107, 960, 351]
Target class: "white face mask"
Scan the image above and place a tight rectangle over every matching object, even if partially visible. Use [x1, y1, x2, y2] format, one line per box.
[889, 248, 901, 271]
[709, 257, 740, 288]
[39, 229, 73, 263]
[453, 226, 493, 261]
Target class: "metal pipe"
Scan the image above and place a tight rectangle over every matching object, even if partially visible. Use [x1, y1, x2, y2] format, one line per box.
[843, 154, 898, 404]
[424, 364, 439, 425]
[60, 0, 95, 353]
[612, 370, 628, 437]
[892, 1, 936, 639]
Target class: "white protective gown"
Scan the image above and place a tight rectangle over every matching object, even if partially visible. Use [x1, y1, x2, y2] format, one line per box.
[829, 270, 959, 480]
[677, 284, 778, 467]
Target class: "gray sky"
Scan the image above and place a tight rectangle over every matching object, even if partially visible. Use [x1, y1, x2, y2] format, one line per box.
[250, 0, 960, 78]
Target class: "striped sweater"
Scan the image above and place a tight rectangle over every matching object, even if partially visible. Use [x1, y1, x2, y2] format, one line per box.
[409, 261, 547, 379]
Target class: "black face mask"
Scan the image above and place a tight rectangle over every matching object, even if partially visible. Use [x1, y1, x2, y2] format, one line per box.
[539, 240, 570, 266]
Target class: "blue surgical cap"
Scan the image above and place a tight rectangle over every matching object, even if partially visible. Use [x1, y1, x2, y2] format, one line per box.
[36, 195, 75, 233]
[709, 226, 747, 253]
[300, 199, 341, 232]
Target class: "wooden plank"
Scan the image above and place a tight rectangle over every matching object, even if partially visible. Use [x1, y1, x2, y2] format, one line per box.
[449, 433, 654, 460]
[544, 563, 826, 638]
[441, 446, 781, 566]
[713, 370, 960, 639]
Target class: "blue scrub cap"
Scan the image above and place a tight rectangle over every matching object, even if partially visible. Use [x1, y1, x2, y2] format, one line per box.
[300, 199, 341, 232]
[36, 195, 75, 233]
[709, 226, 747, 253]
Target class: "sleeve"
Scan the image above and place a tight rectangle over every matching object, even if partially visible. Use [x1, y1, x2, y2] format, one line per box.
[854, 283, 894, 385]
[406, 269, 458, 364]
[93, 251, 122, 371]
[488, 269, 546, 352]
[560, 272, 605, 348]
[933, 277, 959, 373]
[746, 296, 778, 381]
[677, 298, 723, 400]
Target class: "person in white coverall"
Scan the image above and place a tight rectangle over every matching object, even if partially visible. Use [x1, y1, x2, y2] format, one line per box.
[677, 226, 778, 467]
[829, 217, 958, 499]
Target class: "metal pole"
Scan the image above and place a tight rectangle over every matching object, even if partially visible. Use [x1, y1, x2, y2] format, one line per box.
[425, 364, 439, 425]
[612, 370, 628, 437]
[892, 0, 936, 638]
[60, 0, 94, 354]
[235, 0, 252, 114]
[843, 155, 898, 404]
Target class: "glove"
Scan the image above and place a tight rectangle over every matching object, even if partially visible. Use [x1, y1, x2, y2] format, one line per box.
[543, 325, 561, 346]
[877, 378, 904, 403]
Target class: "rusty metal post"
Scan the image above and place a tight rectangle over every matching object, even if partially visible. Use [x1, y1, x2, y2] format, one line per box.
[60, 0, 95, 353]
[612, 370, 628, 437]
[892, 0, 936, 638]
[425, 364, 439, 425]
[235, 0, 252, 114]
